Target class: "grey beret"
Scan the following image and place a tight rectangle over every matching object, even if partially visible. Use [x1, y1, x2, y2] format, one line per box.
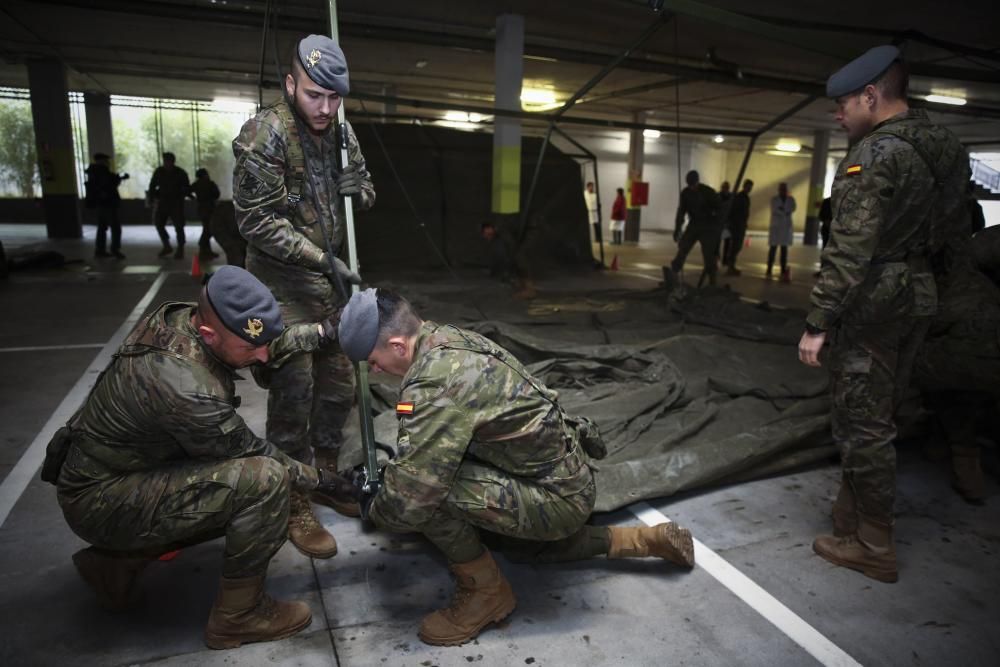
[339, 288, 379, 362]
[205, 266, 283, 345]
[826, 45, 900, 98]
[297, 34, 350, 96]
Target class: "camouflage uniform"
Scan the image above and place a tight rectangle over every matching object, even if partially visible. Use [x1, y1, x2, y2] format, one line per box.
[233, 98, 375, 465]
[368, 322, 601, 564]
[149, 165, 191, 247]
[57, 302, 322, 578]
[671, 183, 722, 279]
[808, 109, 968, 522]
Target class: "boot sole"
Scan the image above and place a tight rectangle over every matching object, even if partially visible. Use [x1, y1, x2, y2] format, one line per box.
[289, 538, 338, 559]
[204, 611, 312, 650]
[812, 543, 898, 583]
[652, 524, 696, 568]
[417, 599, 517, 647]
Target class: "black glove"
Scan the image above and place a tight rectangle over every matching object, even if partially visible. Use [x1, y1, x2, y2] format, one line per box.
[319, 308, 343, 348]
[335, 165, 363, 198]
[316, 468, 359, 502]
[320, 253, 362, 285]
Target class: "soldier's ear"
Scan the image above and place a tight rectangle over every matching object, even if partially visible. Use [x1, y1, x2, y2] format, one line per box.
[198, 324, 220, 346]
[285, 73, 296, 99]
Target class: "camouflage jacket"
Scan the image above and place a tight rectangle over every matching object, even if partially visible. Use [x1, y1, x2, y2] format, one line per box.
[369, 322, 593, 533]
[60, 302, 320, 490]
[807, 109, 968, 330]
[232, 98, 374, 280]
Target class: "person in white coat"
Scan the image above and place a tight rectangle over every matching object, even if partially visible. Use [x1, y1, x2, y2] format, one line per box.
[768, 182, 796, 282]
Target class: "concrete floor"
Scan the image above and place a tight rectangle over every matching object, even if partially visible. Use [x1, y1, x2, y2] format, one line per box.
[1, 223, 997, 666]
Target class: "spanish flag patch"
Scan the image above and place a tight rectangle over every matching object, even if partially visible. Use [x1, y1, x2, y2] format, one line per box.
[846, 164, 862, 176]
[396, 402, 415, 416]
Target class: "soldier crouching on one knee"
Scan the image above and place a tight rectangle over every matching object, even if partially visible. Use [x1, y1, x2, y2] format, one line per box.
[335, 288, 698, 647]
[42, 266, 351, 649]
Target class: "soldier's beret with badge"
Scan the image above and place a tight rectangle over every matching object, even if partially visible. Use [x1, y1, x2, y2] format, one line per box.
[205, 266, 283, 345]
[339, 288, 379, 362]
[826, 45, 901, 98]
[297, 34, 350, 96]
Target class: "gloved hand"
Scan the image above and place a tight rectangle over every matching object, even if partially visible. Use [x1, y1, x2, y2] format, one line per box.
[315, 468, 359, 502]
[319, 308, 343, 348]
[335, 165, 363, 198]
[320, 253, 362, 285]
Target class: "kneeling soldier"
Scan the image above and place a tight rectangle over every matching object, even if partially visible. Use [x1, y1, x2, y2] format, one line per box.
[45, 266, 350, 649]
[337, 288, 697, 646]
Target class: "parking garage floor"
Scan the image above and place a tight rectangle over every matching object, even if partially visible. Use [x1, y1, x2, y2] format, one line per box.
[1, 223, 997, 666]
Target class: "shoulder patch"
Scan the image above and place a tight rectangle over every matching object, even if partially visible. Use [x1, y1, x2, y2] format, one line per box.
[396, 402, 415, 416]
[845, 164, 862, 176]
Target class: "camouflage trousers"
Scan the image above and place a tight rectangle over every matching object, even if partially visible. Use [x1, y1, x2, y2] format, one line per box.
[411, 460, 603, 564]
[672, 222, 723, 278]
[829, 317, 928, 522]
[248, 256, 354, 465]
[57, 448, 290, 578]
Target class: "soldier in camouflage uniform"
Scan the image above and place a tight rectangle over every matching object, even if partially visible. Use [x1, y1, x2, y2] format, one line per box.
[46, 266, 351, 649]
[148, 152, 191, 260]
[798, 46, 970, 583]
[337, 288, 696, 646]
[233, 35, 375, 555]
[664, 170, 722, 288]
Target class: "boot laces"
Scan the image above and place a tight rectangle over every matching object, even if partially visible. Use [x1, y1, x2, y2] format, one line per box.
[290, 494, 322, 534]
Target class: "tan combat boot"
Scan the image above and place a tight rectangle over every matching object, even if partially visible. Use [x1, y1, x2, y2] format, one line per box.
[831, 478, 858, 537]
[311, 450, 360, 518]
[204, 574, 312, 649]
[288, 491, 338, 559]
[813, 515, 898, 583]
[72, 547, 149, 611]
[951, 446, 986, 504]
[418, 549, 517, 646]
[608, 523, 695, 568]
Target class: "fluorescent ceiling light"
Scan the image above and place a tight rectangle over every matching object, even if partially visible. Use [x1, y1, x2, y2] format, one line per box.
[713, 134, 725, 144]
[924, 94, 966, 106]
[775, 140, 801, 153]
[643, 129, 661, 139]
[521, 87, 560, 111]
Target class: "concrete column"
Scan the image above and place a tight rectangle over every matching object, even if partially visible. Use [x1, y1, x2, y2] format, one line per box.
[803, 129, 829, 246]
[84, 92, 115, 166]
[624, 111, 645, 242]
[491, 13, 523, 215]
[27, 59, 81, 238]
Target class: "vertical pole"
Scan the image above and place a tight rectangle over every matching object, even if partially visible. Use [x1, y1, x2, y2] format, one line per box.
[803, 129, 829, 246]
[328, 0, 380, 503]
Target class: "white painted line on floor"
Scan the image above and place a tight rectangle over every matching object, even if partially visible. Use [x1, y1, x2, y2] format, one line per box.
[0, 272, 168, 528]
[0, 343, 106, 354]
[629, 501, 862, 667]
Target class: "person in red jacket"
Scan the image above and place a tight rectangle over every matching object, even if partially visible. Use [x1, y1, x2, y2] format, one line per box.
[609, 188, 626, 245]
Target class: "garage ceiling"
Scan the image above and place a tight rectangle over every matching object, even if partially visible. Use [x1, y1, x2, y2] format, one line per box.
[2, 0, 999, 149]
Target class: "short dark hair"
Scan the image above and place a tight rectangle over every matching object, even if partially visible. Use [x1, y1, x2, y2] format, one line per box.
[195, 168, 208, 178]
[874, 61, 908, 101]
[743, 179, 754, 188]
[616, 187, 624, 195]
[376, 289, 421, 345]
[686, 170, 699, 186]
[163, 152, 176, 162]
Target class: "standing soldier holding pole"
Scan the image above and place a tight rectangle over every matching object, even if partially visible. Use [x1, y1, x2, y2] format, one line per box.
[233, 34, 375, 559]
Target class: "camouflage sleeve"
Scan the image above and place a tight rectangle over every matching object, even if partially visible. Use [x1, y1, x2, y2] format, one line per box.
[156, 357, 319, 489]
[232, 118, 327, 271]
[344, 121, 375, 212]
[368, 379, 471, 533]
[807, 146, 895, 330]
[265, 322, 322, 369]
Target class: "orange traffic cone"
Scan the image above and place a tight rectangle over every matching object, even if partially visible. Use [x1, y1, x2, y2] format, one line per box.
[190, 253, 201, 279]
[610, 255, 619, 271]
